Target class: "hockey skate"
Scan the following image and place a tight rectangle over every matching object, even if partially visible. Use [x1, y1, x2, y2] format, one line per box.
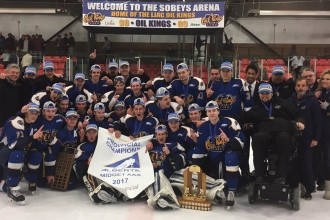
[226, 191, 235, 210]
[29, 182, 36, 194]
[214, 190, 226, 205]
[7, 186, 25, 205]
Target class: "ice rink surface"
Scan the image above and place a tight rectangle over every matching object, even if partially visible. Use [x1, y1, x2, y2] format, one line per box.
[0, 180, 329, 220]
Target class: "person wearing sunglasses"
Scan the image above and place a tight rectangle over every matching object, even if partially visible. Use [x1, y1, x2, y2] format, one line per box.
[267, 65, 295, 99]
[192, 100, 245, 209]
[34, 61, 67, 93]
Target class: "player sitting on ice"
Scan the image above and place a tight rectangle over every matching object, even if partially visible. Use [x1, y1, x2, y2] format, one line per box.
[144, 124, 186, 210]
[76, 124, 118, 204]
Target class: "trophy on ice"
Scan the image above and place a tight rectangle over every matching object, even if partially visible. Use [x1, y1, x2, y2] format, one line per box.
[178, 165, 212, 211]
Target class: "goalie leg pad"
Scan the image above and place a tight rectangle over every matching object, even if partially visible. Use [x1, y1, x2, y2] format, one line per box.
[83, 174, 118, 204]
[146, 170, 180, 210]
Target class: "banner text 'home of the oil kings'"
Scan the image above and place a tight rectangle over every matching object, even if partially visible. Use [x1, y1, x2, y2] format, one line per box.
[83, 1, 225, 28]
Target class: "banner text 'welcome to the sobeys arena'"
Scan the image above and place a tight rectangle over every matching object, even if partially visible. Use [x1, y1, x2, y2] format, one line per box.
[87, 2, 221, 12]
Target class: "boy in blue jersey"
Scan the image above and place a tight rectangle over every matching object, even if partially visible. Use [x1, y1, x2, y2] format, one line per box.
[207, 62, 251, 119]
[26, 101, 65, 191]
[166, 113, 196, 165]
[147, 124, 186, 179]
[114, 98, 158, 139]
[65, 73, 93, 107]
[89, 102, 113, 129]
[85, 64, 112, 101]
[167, 63, 206, 116]
[0, 103, 43, 204]
[146, 87, 182, 124]
[192, 101, 245, 209]
[124, 77, 147, 109]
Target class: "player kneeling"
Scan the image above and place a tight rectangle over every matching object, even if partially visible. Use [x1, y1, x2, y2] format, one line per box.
[75, 124, 118, 204]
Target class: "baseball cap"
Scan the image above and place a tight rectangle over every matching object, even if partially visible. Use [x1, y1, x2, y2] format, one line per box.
[188, 103, 200, 112]
[43, 101, 56, 110]
[258, 83, 273, 94]
[119, 60, 130, 67]
[74, 73, 85, 80]
[205, 101, 219, 110]
[94, 102, 105, 111]
[90, 64, 101, 71]
[25, 66, 36, 75]
[65, 109, 78, 118]
[75, 95, 87, 103]
[162, 63, 174, 72]
[28, 102, 40, 113]
[133, 98, 145, 107]
[86, 124, 98, 132]
[176, 63, 189, 72]
[114, 101, 125, 109]
[167, 112, 180, 121]
[60, 94, 69, 101]
[272, 65, 285, 76]
[43, 61, 54, 70]
[108, 61, 118, 69]
[114, 75, 125, 84]
[51, 83, 64, 94]
[130, 77, 141, 85]
[155, 124, 167, 133]
[220, 62, 233, 71]
[156, 87, 170, 98]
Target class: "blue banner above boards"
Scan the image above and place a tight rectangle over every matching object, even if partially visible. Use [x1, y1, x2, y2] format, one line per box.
[82, 1, 225, 29]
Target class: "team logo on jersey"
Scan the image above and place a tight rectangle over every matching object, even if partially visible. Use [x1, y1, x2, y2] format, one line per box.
[215, 94, 236, 110]
[38, 130, 56, 144]
[149, 148, 167, 167]
[132, 131, 148, 139]
[181, 94, 194, 106]
[205, 136, 226, 152]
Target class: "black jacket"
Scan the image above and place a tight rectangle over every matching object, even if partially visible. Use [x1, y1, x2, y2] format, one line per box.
[239, 96, 296, 133]
[0, 79, 21, 127]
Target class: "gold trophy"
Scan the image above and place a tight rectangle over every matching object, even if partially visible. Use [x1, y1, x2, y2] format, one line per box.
[178, 165, 212, 211]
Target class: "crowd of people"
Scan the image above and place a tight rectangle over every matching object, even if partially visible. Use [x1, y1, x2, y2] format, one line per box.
[0, 56, 329, 210]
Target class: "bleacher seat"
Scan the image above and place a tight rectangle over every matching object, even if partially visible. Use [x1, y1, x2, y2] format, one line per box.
[266, 59, 276, 66]
[241, 58, 250, 65]
[316, 66, 325, 75]
[275, 59, 285, 65]
[55, 69, 64, 75]
[57, 63, 66, 70]
[60, 56, 68, 63]
[318, 59, 328, 66]
[52, 56, 61, 63]
[239, 72, 247, 79]
[0, 64, 4, 69]
[37, 69, 43, 76]
[44, 56, 53, 62]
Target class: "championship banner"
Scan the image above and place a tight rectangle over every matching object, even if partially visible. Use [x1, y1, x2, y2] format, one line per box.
[83, 1, 225, 28]
[88, 128, 155, 198]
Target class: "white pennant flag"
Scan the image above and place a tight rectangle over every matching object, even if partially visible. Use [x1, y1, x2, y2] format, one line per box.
[88, 128, 155, 198]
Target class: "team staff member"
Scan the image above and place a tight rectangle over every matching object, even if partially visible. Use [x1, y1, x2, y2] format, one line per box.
[288, 78, 322, 200]
[239, 83, 302, 184]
